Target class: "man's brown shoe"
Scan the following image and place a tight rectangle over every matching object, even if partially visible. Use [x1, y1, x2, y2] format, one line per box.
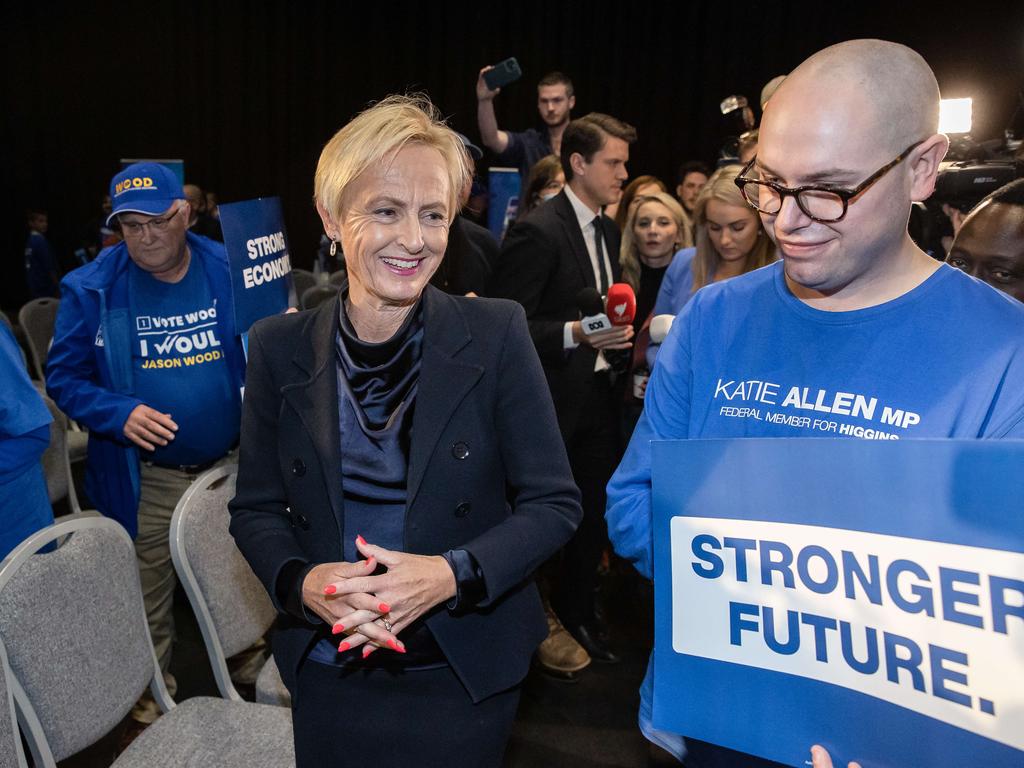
[535, 600, 591, 681]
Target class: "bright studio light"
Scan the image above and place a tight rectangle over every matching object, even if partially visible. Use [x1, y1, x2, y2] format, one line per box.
[939, 98, 973, 134]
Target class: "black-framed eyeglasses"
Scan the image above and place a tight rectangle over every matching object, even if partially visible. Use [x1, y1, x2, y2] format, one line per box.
[119, 205, 183, 237]
[734, 140, 926, 223]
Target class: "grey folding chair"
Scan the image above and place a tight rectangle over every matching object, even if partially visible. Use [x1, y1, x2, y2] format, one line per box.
[0, 638, 29, 768]
[170, 465, 291, 707]
[327, 269, 347, 287]
[0, 515, 294, 767]
[300, 284, 336, 311]
[290, 269, 316, 305]
[33, 386, 82, 516]
[17, 298, 59, 382]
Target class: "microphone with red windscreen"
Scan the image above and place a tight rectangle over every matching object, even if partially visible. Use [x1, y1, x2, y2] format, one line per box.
[603, 283, 636, 373]
[605, 283, 636, 327]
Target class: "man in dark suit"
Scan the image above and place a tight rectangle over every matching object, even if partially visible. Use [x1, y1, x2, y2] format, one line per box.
[491, 113, 637, 668]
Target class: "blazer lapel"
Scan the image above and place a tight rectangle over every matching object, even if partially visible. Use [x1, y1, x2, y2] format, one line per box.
[281, 297, 344, 529]
[406, 287, 484, 508]
[554, 191, 596, 289]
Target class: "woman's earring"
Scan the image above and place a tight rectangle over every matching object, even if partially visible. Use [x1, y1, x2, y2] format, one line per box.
[329, 239, 338, 257]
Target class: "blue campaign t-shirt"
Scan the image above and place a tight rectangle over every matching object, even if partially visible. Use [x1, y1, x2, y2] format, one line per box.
[129, 257, 241, 466]
[648, 261, 1024, 441]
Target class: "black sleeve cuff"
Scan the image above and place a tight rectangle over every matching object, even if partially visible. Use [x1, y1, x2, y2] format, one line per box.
[442, 549, 488, 612]
[276, 559, 322, 624]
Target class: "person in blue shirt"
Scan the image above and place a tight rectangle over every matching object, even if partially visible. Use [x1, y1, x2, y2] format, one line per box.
[607, 39, 1024, 768]
[24, 209, 60, 299]
[0, 321, 53, 560]
[476, 68, 575, 189]
[46, 161, 248, 727]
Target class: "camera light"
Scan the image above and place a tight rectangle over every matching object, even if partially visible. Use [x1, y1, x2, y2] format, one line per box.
[939, 98, 973, 135]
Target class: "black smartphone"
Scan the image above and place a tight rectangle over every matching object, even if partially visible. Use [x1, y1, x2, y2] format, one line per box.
[484, 57, 522, 91]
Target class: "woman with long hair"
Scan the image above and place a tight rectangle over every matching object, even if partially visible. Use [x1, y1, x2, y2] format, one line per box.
[648, 165, 776, 365]
[518, 154, 565, 219]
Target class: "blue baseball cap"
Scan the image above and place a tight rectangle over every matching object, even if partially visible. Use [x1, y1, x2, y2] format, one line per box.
[107, 162, 183, 225]
[455, 132, 483, 161]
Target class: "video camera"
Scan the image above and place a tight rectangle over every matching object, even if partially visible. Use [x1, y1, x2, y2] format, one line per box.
[911, 90, 1024, 258]
[718, 94, 756, 163]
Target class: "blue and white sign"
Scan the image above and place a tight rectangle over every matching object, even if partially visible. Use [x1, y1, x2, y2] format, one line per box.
[487, 167, 520, 240]
[652, 438, 1024, 768]
[220, 197, 293, 335]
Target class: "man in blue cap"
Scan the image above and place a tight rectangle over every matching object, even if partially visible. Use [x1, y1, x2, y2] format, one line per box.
[46, 162, 250, 727]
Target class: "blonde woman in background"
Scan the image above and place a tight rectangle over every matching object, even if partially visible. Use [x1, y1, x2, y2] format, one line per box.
[617, 191, 690, 436]
[647, 164, 776, 366]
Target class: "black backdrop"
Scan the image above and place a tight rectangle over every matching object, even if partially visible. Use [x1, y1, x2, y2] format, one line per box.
[3, 1, 1022, 309]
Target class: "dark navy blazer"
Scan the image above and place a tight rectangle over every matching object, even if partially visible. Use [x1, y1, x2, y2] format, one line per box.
[228, 286, 582, 703]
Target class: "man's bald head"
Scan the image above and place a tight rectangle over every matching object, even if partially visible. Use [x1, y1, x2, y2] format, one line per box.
[767, 39, 939, 156]
[753, 39, 949, 305]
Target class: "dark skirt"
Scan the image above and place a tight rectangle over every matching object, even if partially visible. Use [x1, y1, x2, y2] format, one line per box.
[292, 659, 521, 767]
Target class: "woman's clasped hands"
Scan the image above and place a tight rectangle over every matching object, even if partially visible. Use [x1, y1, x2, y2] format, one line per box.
[302, 534, 458, 659]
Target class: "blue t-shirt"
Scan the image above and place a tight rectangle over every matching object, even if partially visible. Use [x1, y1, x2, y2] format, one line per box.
[648, 248, 696, 367]
[0, 323, 53, 558]
[129, 257, 241, 466]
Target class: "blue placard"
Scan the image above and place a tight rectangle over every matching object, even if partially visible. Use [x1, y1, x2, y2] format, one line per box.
[651, 438, 1024, 768]
[220, 197, 294, 335]
[487, 167, 520, 240]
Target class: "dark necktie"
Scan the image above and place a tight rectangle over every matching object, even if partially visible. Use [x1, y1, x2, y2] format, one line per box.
[592, 215, 609, 293]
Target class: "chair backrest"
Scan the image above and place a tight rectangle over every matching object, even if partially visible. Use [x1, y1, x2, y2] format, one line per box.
[300, 284, 336, 311]
[0, 517, 170, 762]
[170, 465, 276, 701]
[0, 639, 29, 768]
[327, 269, 347, 287]
[32, 386, 80, 514]
[16, 299, 59, 381]
[290, 269, 316, 303]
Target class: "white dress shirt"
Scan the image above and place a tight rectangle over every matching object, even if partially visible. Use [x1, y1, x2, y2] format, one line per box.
[562, 185, 614, 371]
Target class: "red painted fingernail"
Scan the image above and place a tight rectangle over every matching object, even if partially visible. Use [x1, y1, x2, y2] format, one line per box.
[387, 639, 406, 654]
[362, 646, 374, 659]
[338, 641, 350, 652]
[331, 623, 344, 635]
[323, 585, 336, 595]
[356, 534, 367, 546]
[378, 602, 390, 613]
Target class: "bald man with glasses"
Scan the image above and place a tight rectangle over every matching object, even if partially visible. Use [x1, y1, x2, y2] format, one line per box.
[47, 161, 254, 731]
[607, 39, 1024, 767]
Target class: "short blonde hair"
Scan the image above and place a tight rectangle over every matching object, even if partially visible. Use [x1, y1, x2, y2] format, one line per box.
[691, 165, 776, 292]
[314, 94, 470, 223]
[618, 192, 689, 292]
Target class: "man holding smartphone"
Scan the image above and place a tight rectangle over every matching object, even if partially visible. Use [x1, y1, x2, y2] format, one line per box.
[476, 65, 576, 188]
